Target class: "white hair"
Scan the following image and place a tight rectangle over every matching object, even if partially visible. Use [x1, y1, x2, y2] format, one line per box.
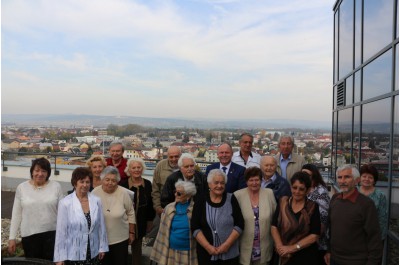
[175, 180, 197, 197]
[125, 157, 147, 176]
[178, 153, 196, 167]
[207, 169, 227, 184]
[336, 164, 360, 179]
[100, 166, 121, 182]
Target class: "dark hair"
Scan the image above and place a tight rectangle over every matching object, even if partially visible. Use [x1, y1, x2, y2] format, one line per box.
[290, 171, 312, 190]
[244, 167, 262, 181]
[360, 164, 379, 185]
[302, 163, 327, 188]
[30, 157, 51, 181]
[71, 167, 92, 187]
[239, 133, 253, 141]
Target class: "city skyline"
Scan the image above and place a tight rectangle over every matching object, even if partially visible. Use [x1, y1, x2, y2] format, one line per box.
[3, 0, 333, 122]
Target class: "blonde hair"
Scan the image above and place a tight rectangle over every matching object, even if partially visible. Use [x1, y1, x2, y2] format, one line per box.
[86, 155, 106, 168]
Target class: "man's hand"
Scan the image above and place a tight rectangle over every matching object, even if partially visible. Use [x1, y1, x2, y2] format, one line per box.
[324, 252, 331, 265]
[8, 240, 16, 255]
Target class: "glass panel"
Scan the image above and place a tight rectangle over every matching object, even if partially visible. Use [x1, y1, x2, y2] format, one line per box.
[339, 0, 354, 79]
[353, 106, 360, 166]
[354, 0, 362, 66]
[354, 70, 361, 102]
[363, 0, 394, 61]
[335, 11, 339, 82]
[396, 44, 398, 91]
[337, 108, 353, 167]
[387, 235, 399, 265]
[332, 111, 338, 179]
[390, 95, 399, 236]
[333, 86, 337, 109]
[362, 98, 391, 181]
[346, 76, 353, 105]
[363, 49, 392, 100]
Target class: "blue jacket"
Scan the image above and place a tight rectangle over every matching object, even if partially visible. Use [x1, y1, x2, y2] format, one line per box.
[205, 162, 246, 193]
[263, 172, 291, 202]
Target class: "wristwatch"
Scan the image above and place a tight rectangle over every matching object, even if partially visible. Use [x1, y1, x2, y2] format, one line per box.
[296, 243, 301, 250]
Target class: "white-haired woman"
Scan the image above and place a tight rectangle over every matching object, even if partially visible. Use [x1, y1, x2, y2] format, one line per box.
[151, 180, 198, 265]
[86, 155, 107, 188]
[92, 166, 136, 265]
[191, 169, 244, 265]
[124, 158, 156, 265]
[161, 153, 207, 208]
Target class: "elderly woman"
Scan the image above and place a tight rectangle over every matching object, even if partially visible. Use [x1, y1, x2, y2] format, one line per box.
[301, 164, 330, 264]
[234, 167, 277, 265]
[191, 169, 244, 265]
[358, 164, 388, 242]
[54, 167, 108, 265]
[151, 180, 198, 265]
[271, 172, 320, 265]
[92, 166, 136, 265]
[86, 155, 107, 188]
[123, 158, 156, 265]
[8, 157, 63, 260]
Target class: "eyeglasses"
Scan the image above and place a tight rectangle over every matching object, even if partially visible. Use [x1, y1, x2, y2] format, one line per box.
[291, 185, 306, 192]
[175, 191, 184, 196]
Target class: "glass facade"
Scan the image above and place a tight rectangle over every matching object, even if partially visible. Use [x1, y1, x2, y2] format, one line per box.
[333, 0, 399, 263]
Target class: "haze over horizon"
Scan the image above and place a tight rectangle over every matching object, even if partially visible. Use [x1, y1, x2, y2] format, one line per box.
[2, 0, 333, 122]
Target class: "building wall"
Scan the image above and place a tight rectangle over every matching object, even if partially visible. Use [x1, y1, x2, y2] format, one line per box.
[332, 0, 399, 263]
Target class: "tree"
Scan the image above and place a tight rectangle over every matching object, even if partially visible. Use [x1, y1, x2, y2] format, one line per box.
[273, 132, 280, 141]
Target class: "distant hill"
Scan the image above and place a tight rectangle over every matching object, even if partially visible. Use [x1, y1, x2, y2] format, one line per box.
[2, 114, 332, 130]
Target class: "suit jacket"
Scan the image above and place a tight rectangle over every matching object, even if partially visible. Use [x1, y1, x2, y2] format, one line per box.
[234, 188, 277, 265]
[54, 192, 109, 262]
[205, 162, 246, 193]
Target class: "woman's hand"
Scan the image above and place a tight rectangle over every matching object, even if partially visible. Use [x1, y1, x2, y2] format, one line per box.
[8, 240, 16, 255]
[129, 233, 135, 244]
[205, 244, 218, 256]
[146, 221, 153, 233]
[216, 242, 230, 254]
[98, 252, 105, 260]
[276, 245, 294, 256]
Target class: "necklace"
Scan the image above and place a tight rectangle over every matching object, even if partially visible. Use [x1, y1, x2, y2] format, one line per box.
[104, 193, 114, 212]
[30, 180, 48, 190]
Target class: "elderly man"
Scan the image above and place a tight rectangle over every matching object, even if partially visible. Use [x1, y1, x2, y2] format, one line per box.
[106, 140, 128, 184]
[260, 155, 291, 201]
[274, 135, 306, 180]
[160, 153, 207, 208]
[152, 146, 182, 215]
[325, 164, 382, 265]
[205, 143, 246, 193]
[232, 133, 261, 168]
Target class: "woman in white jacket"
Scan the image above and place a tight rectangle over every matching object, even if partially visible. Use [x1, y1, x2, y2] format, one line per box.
[54, 167, 109, 265]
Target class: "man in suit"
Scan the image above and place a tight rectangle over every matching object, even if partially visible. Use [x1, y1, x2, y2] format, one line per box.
[205, 143, 246, 193]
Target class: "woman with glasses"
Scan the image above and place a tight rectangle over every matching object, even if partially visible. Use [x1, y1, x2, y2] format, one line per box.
[301, 164, 330, 264]
[150, 180, 198, 265]
[271, 172, 320, 265]
[191, 169, 244, 265]
[92, 166, 136, 265]
[124, 158, 156, 265]
[234, 167, 277, 265]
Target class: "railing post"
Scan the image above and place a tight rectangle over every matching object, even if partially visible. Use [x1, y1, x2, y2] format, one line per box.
[54, 154, 59, 175]
[2, 152, 8, 172]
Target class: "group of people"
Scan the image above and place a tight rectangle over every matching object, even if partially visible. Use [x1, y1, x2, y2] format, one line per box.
[7, 135, 387, 265]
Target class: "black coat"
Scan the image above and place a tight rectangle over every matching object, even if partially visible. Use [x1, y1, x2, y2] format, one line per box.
[160, 170, 207, 208]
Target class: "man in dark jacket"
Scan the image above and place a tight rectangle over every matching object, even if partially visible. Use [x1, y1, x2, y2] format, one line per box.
[161, 153, 207, 208]
[260, 155, 291, 202]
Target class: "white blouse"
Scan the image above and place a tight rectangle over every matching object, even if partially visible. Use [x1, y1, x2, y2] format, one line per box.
[9, 180, 64, 239]
[53, 192, 109, 262]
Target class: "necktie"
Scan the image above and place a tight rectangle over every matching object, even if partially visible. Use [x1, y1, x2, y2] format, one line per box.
[222, 167, 227, 173]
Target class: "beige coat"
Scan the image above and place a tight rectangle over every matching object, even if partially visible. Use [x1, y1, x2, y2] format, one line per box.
[234, 188, 277, 265]
[274, 153, 306, 181]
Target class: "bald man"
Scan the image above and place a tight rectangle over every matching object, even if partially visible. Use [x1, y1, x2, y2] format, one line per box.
[151, 146, 182, 215]
[260, 155, 291, 202]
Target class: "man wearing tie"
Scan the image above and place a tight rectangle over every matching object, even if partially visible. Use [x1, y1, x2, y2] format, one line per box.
[205, 143, 247, 193]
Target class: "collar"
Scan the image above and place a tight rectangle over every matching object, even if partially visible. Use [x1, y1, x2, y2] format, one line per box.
[338, 188, 359, 203]
[220, 162, 231, 169]
[280, 153, 292, 161]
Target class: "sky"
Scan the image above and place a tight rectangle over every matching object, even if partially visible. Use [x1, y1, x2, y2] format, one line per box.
[2, 0, 334, 122]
